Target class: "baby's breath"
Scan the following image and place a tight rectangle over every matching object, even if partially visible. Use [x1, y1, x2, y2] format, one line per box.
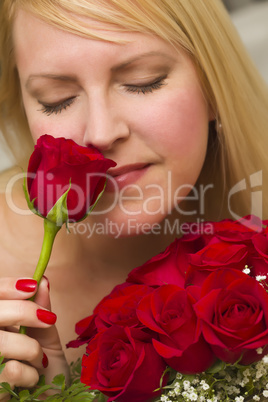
[154, 355, 268, 402]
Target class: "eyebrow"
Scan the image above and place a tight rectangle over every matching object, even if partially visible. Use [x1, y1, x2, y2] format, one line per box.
[111, 51, 176, 71]
[26, 74, 77, 90]
[25, 50, 176, 89]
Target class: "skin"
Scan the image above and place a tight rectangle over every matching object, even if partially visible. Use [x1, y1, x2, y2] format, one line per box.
[0, 7, 211, 396]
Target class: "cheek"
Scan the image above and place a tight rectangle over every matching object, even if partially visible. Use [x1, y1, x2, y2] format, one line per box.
[137, 87, 209, 154]
[26, 112, 86, 144]
[143, 87, 209, 205]
[21, 89, 86, 143]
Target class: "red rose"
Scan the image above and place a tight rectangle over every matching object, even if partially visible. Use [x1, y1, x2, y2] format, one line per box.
[213, 215, 263, 244]
[66, 315, 97, 348]
[194, 268, 268, 365]
[137, 284, 214, 374]
[185, 240, 248, 287]
[252, 227, 268, 264]
[127, 236, 207, 288]
[247, 227, 268, 282]
[93, 284, 153, 331]
[81, 326, 167, 402]
[27, 134, 116, 222]
[67, 283, 152, 348]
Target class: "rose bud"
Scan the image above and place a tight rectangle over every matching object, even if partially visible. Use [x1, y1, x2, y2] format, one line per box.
[25, 134, 116, 226]
[19, 134, 115, 336]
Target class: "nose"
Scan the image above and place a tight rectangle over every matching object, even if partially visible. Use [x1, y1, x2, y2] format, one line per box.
[83, 95, 130, 152]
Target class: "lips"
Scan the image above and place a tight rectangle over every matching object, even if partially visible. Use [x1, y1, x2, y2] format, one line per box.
[106, 163, 150, 192]
[108, 163, 149, 177]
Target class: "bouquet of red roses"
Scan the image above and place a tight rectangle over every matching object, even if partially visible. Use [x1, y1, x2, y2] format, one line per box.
[68, 215, 268, 402]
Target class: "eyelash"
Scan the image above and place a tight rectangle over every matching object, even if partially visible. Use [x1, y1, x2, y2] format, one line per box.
[38, 76, 167, 116]
[125, 76, 167, 95]
[38, 97, 76, 116]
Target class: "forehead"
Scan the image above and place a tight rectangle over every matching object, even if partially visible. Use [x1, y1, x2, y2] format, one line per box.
[13, 8, 185, 75]
[12, 7, 144, 50]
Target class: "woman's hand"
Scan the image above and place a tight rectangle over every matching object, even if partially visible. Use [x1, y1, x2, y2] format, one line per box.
[0, 277, 69, 400]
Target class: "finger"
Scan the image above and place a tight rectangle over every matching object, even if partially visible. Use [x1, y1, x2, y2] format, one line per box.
[0, 300, 57, 328]
[27, 325, 70, 386]
[0, 391, 10, 401]
[0, 331, 46, 369]
[0, 278, 38, 300]
[34, 277, 51, 310]
[0, 360, 39, 389]
[29, 277, 60, 349]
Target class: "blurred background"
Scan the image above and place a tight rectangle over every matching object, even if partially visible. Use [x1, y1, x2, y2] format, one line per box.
[224, 0, 268, 84]
[0, 0, 268, 171]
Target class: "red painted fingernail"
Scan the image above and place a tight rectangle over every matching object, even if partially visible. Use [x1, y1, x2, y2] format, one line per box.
[42, 352, 49, 368]
[43, 275, 50, 291]
[16, 279, 37, 293]
[36, 309, 57, 325]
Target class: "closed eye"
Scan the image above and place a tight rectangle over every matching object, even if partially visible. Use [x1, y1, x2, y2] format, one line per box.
[124, 75, 167, 95]
[38, 96, 76, 116]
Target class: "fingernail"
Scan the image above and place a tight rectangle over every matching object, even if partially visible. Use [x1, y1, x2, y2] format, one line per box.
[42, 352, 49, 368]
[43, 275, 50, 291]
[36, 309, 57, 325]
[16, 279, 37, 293]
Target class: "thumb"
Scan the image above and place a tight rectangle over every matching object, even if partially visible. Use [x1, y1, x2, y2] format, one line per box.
[34, 276, 51, 310]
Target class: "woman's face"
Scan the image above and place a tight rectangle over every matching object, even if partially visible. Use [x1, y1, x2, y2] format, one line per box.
[13, 9, 211, 234]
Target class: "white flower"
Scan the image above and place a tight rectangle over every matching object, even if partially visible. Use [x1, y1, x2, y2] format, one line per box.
[253, 396, 261, 401]
[183, 380, 191, 390]
[174, 386, 181, 396]
[256, 275, 267, 281]
[189, 392, 198, 400]
[263, 390, 268, 397]
[235, 397, 244, 402]
[257, 347, 263, 355]
[263, 355, 268, 364]
[201, 382, 210, 391]
[243, 267, 251, 274]
[160, 396, 170, 402]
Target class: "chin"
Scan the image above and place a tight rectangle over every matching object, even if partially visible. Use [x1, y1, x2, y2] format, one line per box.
[89, 208, 169, 239]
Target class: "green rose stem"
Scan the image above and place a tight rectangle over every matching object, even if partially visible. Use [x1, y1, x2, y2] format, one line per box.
[20, 168, 108, 336]
[19, 219, 61, 335]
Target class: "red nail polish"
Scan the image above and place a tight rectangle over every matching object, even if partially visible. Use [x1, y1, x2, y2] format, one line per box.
[42, 352, 49, 368]
[43, 275, 50, 291]
[16, 279, 37, 293]
[36, 309, 57, 325]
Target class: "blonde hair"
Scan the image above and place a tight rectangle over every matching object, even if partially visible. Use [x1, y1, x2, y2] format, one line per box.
[1, 0, 268, 219]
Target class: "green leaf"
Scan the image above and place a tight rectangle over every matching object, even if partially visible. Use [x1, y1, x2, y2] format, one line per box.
[37, 375, 46, 387]
[97, 393, 107, 402]
[31, 385, 54, 399]
[206, 359, 226, 374]
[87, 181, 106, 216]
[18, 389, 30, 401]
[0, 359, 105, 402]
[52, 374, 66, 390]
[0, 382, 18, 397]
[46, 183, 71, 226]
[22, 174, 43, 219]
[75, 179, 107, 223]
[70, 358, 82, 382]
[0, 354, 5, 365]
[0, 357, 5, 376]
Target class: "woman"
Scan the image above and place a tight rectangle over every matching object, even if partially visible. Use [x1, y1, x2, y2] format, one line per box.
[0, 0, 268, 396]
